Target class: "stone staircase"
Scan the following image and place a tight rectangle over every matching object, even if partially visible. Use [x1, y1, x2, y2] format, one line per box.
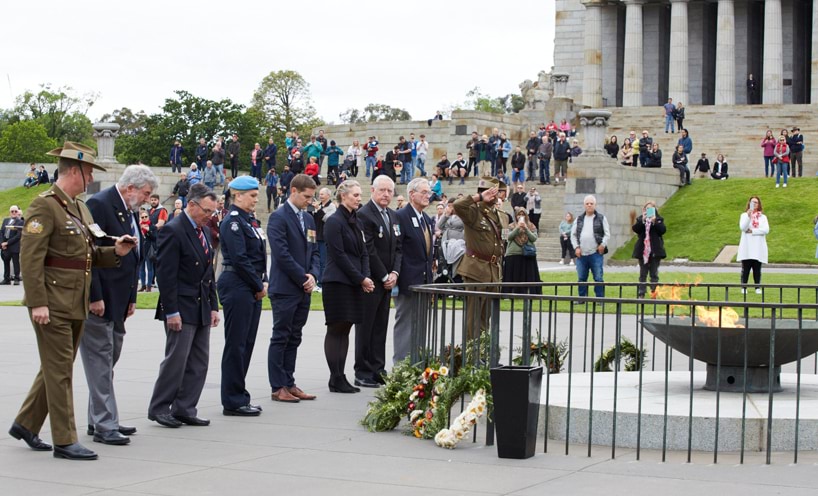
[604, 104, 816, 178]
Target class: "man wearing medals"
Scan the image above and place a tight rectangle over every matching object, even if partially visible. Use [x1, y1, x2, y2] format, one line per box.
[454, 177, 509, 340]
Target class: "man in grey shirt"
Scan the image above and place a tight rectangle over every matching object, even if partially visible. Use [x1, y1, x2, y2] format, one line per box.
[570, 195, 610, 299]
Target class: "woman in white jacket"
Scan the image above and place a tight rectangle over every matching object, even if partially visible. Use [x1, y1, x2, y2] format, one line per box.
[737, 195, 769, 294]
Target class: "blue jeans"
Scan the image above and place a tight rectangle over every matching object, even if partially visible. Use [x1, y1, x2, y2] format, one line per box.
[365, 156, 376, 176]
[511, 169, 525, 183]
[317, 240, 327, 286]
[575, 252, 605, 298]
[539, 158, 551, 183]
[776, 162, 789, 185]
[401, 161, 414, 183]
[416, 156, 426, 176]
[179, 195, 187, 207]
[214, 164, 224, 184]
[664, 114, 675, 133]
[764, 156, 774, 177]
[140, 257, 155, 288]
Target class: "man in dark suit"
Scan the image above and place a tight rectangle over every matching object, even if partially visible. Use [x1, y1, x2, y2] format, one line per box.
[0, 205, 24, 285]
[393, 177, 434, 363]
[266, 174, 320, 402]
[354, 176, 402, 387]
[80, 165, 157, 446]
[148, 183, 220, 428]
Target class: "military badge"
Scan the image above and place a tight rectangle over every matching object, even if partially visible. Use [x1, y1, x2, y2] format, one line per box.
[26, 219, 44, 234]
[230, 222, 239, 232]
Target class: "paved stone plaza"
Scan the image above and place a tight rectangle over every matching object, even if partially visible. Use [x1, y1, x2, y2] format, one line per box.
[1, 269, 818, 495]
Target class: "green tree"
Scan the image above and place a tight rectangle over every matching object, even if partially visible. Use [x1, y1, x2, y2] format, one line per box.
[458, 87, 524, 114]
[11, 83, 97, 144]
[98, 107, 148, 136]
[250, 70, 318, 135]
[0, 121, 57, 163]
[339, 103, 412, 123]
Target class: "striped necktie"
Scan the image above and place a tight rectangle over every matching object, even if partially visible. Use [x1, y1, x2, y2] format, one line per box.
[298, 210, 305, 234]
[196, 227, 209, 256]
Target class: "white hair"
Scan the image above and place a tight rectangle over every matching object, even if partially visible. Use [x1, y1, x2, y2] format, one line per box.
[117, 164, 159, 191]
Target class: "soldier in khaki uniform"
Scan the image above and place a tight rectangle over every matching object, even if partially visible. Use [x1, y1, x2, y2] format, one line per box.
[8, 142, 137, 461]
[454, 177, 509, 340]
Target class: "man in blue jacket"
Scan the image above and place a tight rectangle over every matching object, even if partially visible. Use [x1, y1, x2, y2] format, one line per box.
[169, 141, 184, 173]
[263, 138, 278, 174]
[677, 129, 693, 155]
[266, 174, 320, 403]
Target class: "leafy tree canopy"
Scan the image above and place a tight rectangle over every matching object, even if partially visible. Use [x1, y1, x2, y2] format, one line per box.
[339, 103, 412, 124]
[0, 120, 58, 163]
[8, 83, 96, 144]
[454, 87, 525, 115]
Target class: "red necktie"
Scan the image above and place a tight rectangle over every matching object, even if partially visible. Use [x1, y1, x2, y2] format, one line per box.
[196, 227, 209, 256]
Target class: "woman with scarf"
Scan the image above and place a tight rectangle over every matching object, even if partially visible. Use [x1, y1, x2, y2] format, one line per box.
[502, 208, 541, 295]
[737, 196, 769, 294]
[631, 201, 666, 298]
[322, 180, 374, 393]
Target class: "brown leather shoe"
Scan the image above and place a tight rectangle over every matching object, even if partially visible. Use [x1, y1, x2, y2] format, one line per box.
[288, 386, 316, 401]
[271, 387, 300, 403]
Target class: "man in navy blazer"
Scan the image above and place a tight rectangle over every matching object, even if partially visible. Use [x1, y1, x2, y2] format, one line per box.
[354, 175, 402, 387]
[80, 165, 157, 445]
[266, 174, 320, 402]
[393, 177, 434, 363]
[148, 183, 220, 428]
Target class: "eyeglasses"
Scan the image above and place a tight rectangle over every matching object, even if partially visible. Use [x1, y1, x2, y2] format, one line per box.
[190, 201, 215, 215]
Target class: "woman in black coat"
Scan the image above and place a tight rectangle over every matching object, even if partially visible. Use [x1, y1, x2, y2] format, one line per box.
[631, 201, 666, 298]
[321, 180, 375, 393]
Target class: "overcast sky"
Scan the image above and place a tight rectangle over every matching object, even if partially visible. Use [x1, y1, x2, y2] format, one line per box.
[4, 0, 555, 124]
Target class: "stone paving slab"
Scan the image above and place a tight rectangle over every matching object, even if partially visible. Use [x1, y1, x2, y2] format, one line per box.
[0, 283, 817, 495]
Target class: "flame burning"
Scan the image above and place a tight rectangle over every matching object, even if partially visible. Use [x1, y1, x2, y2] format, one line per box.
[650, 276, 743, 328]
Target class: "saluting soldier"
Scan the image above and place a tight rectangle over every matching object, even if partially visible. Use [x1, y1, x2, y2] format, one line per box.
[8, 142, 137, 461]
[454, 177, 508, 340]
[218, 176, 270, 415]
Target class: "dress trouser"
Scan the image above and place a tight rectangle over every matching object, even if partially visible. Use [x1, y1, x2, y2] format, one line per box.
[219, 273, 262, 409]
[1, 250, 20, 281]
[392, 292, 415, 364]
[79, 315, 126, 433]
[463, 276, 493, 341]
[16, 315, 85, 446]
[268, 292, 310, 390]
[148, 322, 210, 417]
[354, 285, 390, 380]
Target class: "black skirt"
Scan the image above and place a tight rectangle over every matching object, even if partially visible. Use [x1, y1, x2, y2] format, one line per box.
[322, 281, 364, 324]
[502, 255, 542, 294]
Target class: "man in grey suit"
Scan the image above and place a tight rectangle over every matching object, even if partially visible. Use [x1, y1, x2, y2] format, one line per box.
[80, 165, 157, 445]
[148, 184, 220, 428]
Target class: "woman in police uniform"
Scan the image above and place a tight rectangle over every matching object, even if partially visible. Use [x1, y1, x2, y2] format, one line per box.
[217, 176, 268, 416]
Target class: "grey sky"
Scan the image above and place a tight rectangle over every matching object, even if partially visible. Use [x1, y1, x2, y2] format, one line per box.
[3, 0, 555, 124]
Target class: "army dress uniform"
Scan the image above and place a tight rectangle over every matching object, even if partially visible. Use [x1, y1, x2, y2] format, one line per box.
[218, 176, 268, 414]
[453, 178, 508, 340]
[15, 183, 120, 447]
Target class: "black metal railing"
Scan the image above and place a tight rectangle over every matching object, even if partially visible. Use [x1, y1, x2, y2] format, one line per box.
[408, 281, 818, 464]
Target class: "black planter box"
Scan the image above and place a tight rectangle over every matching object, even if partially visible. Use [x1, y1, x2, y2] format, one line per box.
[490, 365, 543, 459]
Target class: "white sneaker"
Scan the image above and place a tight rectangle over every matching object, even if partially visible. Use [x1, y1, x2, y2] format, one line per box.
[783, 183, 788, 188]
[755, 288, 762, 294]
[569, 260, 575, 266]
[558, 260, 564, 265]
[776, 184, 780, 188]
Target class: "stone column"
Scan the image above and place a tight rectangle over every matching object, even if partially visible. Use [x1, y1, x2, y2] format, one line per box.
[668, 0, 690, 105]
[551, 73, 570, 98]
[714, 0, 736, 105]
[763, 0, 783, 104]
[622, 0, 645, 107]
[581, 0, 605, 108]
[92, 122, 120, 165]
[579, 110, 612, 157]
[811, 1, 818, 103]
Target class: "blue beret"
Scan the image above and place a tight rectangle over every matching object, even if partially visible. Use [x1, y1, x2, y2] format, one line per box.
[230, 176, 259, 191]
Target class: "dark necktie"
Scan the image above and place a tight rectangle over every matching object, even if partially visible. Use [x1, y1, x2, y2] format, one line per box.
[420, 215, 431, 254]
[380, 208, 390, 229]
[196, 227, 209, 256]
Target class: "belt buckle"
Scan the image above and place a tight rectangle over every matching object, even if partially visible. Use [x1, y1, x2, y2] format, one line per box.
[86, 258, 92, 271]
[490, 255, 497, 264]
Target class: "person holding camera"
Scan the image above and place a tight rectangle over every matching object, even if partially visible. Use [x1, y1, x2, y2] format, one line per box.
[737, 196, 769, 294]
[631, 202, 666, 298]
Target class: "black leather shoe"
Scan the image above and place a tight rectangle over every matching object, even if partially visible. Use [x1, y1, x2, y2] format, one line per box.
[0, 280, 10, 285]
[148, 413, 183, 428]
[249, 404, 263, 412]
[354, 377, 380, 388]
[173, 415, 210, 426]
[329, 376, 359, 393]
[93, 430, 130, 446]
[54, 443, 98, 460]
[374, 370, 388, 385]
[9, 422, 52, 451]
[223, 405, 261, 417]
[87, 425, 137, 436]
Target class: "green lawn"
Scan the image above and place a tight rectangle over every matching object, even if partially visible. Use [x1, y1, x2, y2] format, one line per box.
[611, 178, 818, 264]
[0, 184, 51, 215]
